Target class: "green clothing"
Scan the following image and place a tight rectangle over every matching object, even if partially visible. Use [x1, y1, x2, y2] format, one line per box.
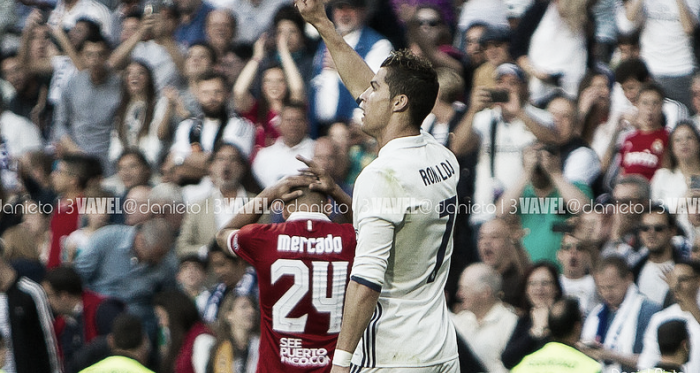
[79, 356, 154, 373]
[519, 182, 592, 265]
[511, 342, 601, 373]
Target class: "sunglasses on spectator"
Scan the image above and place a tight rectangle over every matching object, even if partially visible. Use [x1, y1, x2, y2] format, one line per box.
[560, 243, 584, 251]
[639, 224, 668, 233]
[417, 19, 442, 27]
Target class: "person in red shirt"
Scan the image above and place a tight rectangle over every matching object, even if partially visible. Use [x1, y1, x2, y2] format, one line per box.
[619, 83, 669, 180]
[216, 158, 355, 373]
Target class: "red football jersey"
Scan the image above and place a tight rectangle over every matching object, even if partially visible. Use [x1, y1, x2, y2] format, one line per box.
[228, 213, 357, 373]
[619, 127, 669, 180]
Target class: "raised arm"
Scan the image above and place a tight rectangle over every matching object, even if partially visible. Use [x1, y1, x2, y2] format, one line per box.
[19, 10, 53, 75]
[108, 14, 154, 70]
[232, 35, 266, 114]
[449, 87, 489, 156]
[49, 24, 84, 70]
[676, 0, 698, 35]
[296, 0, 374, 99]
[278, 32, 306, 103]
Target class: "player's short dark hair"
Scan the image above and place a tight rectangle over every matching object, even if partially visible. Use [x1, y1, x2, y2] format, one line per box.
[189, 41, 217, 65]
[548, 297, 582, 340]
[111, 313, 144, 350]
[380, 49, 438, 128]
[594, 255, 632, 279]
[615, 58, 650, 84]
[44, 266, 84, 296]
[658, 319, 689, 355]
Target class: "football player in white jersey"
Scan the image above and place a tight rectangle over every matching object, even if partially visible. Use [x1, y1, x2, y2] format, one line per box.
[296, 1, 461, 372]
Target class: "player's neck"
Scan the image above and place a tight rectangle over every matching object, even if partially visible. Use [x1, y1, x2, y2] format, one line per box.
[375, 120, 420, 150]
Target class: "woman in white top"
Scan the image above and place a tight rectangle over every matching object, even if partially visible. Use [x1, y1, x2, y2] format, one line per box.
[651, 120, 700, 236]
[110, 60, 171, 167]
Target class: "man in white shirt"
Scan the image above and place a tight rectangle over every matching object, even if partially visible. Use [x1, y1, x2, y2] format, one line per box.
[452, 263, 518, 373]
[252, 102, 315, 188]
[48, 0, 113, 39]
[558, 233, 598, 316]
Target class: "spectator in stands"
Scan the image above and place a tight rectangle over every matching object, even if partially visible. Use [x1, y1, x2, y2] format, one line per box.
[213, 44, 251, 88]
[476, 218, 527, 307]
[638, 260, 700, 372]
[1, 199, 49, 282]
[53, 33, 121, 175]
[48, 154, 98, 269]
[502, 262, 563, 369]
[0, 93, 44, 193]
[512, 298, 601, 373]
[41, 266, 124, 368]
[452, 263, 518, 373]
[173, 0, 214, 47]
[177, 143, 257, 257]
[153, 290, 214, 373]
[109, 60, 172, 167]
[218, 0, 288, 44]
[202, 240, 255, 324]
[638, 319, 691, 373]
[421, 67, 466, 147]
[600, 175, 650, 267]
[233, 30, 306, 153]
[61, 188, 113, 264]
[0, 51, 50, 125]
[207, 293, 260, 373]
[176, 254, 211, 315]
[0, 241, 61, 373]
[557, 233, 597, 316]
[79, 314, 153, 373]
[251, 101, 315, 188]
[205, 10, 236, 60]
[471, 26, 511, 95]
[170, 72, 255, 182]
[48, 0, 113, 39]
[496, 142, 591, 264]
[406, 5, 464, 75]
[451, 63, 555, 227]
[309, 0, 393, 137]
[580, 256, 660, 373]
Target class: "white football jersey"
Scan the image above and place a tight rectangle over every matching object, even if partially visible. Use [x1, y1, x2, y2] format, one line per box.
[350, 132, 460, 368]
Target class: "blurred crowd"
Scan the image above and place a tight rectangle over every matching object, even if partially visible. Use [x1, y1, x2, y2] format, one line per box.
[2, 0, 700, 372]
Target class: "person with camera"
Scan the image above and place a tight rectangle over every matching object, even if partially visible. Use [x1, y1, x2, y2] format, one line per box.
[495, 141, 591, 264]
[451, 63, 557, 229]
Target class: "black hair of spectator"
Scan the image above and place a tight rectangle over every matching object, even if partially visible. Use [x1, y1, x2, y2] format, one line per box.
[518, 261, 564, 311]
[189, 41, 218, 65]
[615, 58, 651, 85]
[228, 42, 253, 61]
[465, 21, 489, 33]
[380, 49, 439, 128]
[614, 174, 651, 201]
[154, 290, 201, 373]
[282, 100, 308, 114]
[595, 255, 632, 279]
[273, 4, 305, 39]
[124, 11, 143, 21]
[616, 30, 640, 47]
[643, 202, 677, 231]
[61, 154, 102, 190]
[75, 17, 103, 40]
[82, 32, 112, 52]
[548, 297, 582, 340]
[208, 238, 237, 261]
[118, 147, 151, 171]
[677, 259, 700, 276]
[197, 71, 230, 90]
[44, 266, 84, 296]
[117, 61, 157, 147]
[638, 81, 666, 101]
[658, 319, 689, 355]
[210, 142, 262, 193]
[0, 330, 4, 347]
[180, 253, 208, 270]
[0, 50, 19, 66]
[111, 313, 144, 350]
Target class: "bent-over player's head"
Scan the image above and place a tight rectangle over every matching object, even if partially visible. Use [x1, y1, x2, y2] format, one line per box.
[548, 297, 583, 344]
[380, 49, 438, 129]
[283, 186, 329, 219]
[108, 313, 149, 364]
[657, 319, 690, 363]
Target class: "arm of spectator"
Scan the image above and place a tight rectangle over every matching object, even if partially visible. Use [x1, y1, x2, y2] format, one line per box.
[407, 21, 463, 74]
[73, 232, 104, 285]
[48, 23, 84, 70]
[278, 32, 306, 103]
[157, 33, 185, 76]
[232, 35, 266, 114]
[19, 10, 53, 75]
[296, 0, 375, 100]
[108, 14, 154, 70]
[192, 334, 216, 373]
[600, 117, 629, 174]
[504, 91, 559, 144]
[502, 318, 544, 369]
[448, 87, 489, 156]
[516, 56, 550, 85]
[495, 145, 537, 218]
[156, 91, 176, 140]
[625, 0, 645, 26]
[677, 0, 698, 35]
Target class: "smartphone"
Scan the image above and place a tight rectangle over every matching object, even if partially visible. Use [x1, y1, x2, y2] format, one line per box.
[144, 0, 159, 15]
[489, 89, 509, 103]
[691, 175, 700, 190]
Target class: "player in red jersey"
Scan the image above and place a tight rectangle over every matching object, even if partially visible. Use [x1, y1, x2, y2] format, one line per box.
[216, 161, 356, 373]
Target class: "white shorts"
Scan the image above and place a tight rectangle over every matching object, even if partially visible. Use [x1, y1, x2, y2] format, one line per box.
[349, 359, 459, 373]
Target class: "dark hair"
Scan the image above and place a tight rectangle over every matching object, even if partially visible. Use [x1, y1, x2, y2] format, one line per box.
[210, 142, 261, 194]
[123, 11, 142, 20]
[519, 261, 563, 311]
[617, 31, 640, 47]
[44, 266, 83, 296]
[282, 100, 307, 114]
[111, 313, 144, 350]
[118, 148, 151, 170]
[676, 259, 700, 276]
[190, 41, 218, 65]
[615, 58, 650, 84]
[81, 32, 111, 52]
[116, 60, 157, 148]
[638, 81, 666, 101]
[595, 255, 632, 279]
[75, 17, 102, 39]
[380, 49, 438, 128]
[207, 292, 260, 371]
[208, 239, 239, 263]
[197, 71, 229, 90]
[577, 66, 614, 144]
[180, 253, 208, 270]
[668, 120, 700, 170]
[643, 202, 676, 231]
[548, 297, 582, 340]
[228, 43, 253, 60]
[60, 154, 102, 190]
[658, 319, 688, 355]
[273, 5, 305, 38]
[154, 290, 202, 373]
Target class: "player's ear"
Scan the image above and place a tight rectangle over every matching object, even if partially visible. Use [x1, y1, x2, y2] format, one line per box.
[392, 94, 409, 113]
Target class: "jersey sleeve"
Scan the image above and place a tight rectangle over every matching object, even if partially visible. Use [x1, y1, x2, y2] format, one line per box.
[227, 224, 259, 266]
[350, 167, 407, 290]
